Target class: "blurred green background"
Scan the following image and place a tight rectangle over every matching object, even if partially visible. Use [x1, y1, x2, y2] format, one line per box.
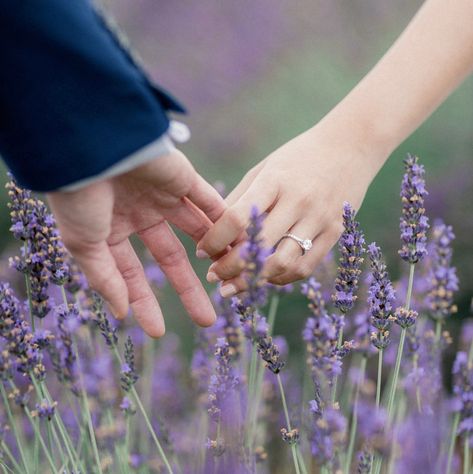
[0, 0, 472, 348]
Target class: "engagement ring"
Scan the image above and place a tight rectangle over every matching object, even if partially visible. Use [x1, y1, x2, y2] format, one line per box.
[276, 233, 313, 255]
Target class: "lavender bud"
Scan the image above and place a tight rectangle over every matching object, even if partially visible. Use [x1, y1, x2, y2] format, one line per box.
[399, 154, 429, 264]
[120, 336, 138, 392]
[91, 294, 117, 347]
[32, 399, 57, 421]
[394, 307, 418, 329]
[426, 220, 458, 321]
[280, 427, 300, 445]
[452, 351, 473, 438]
[367, 243, 396, 350]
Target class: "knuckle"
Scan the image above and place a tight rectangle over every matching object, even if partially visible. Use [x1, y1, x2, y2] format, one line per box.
[121, 263, 144, 283]
[269, 274, 289, 286]
[61, 236, 83, 254]
[297, 194, 314, 209]
[294, 265, 313, 281]
[271, 254, 292, 275]
[159, 246, 186, 266]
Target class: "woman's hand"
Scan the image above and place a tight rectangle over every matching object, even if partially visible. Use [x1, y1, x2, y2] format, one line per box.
[196, 123, 386, 296]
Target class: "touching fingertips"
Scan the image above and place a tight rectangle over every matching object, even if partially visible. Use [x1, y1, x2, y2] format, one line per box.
[196, 248, 210, 259]
[206, 271, 221, 283]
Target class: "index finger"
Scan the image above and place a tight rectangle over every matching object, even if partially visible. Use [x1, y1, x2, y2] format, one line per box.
[196, 180, 277, 258]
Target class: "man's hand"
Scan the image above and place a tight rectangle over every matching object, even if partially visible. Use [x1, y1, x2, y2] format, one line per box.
[47, 150, 225, 337]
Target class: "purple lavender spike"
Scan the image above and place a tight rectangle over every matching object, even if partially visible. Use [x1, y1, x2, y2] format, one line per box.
[399, 154, 429, 264]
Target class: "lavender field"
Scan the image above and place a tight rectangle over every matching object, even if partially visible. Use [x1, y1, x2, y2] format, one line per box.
[0, 153, 471, 473]
[0, 2, 472, 473]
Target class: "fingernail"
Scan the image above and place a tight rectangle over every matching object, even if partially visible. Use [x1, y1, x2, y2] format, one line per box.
[108, 304, 121, 319]
[220, 283, 237, 298]
[206, 271, 220, 283]
[196, 249, 210, 259]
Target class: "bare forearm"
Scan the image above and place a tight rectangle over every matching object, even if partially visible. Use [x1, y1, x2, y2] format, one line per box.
[318, 0, 473, 169]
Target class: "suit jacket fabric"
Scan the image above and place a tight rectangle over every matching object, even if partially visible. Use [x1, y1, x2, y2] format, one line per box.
[0, 0, 184, 192]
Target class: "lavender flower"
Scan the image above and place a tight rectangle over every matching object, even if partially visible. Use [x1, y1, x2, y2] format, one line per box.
[308, 400, 347, 468]
[280, 427, 299, 445]
[214, 293, 243, 360]
[426, 220, 458, 321]
[91, 294, 117, 347]
[405, 329, 451, 413]
[357, 451, 371, 474]
[367, 243, 396, 350]
[394, 307, 418, 329]
[256, 335, 284, 374]
[0, 282, 45, 379]
[120, 336, 138, 392]
[6, 176, 70, 318]
[0, 345, 12, 381]
[356, 401, 390, 456]
[399, 154, 429, 263]
[395, 412, 447, 474]
[231, 208, 285, 375]
[452, 351, 473, 438]
[191, 328, 216, 401]
[237, 206, 271, 312]
[208, 337, 239, 423]
[302, 278, 352, 388]
[151, 335, 186, 418]
[48, 304, 78, 394]
[64, 260, 87, 295]
[32, 399, 57, 421]
[332, 202, 365, 314]
[119, 396, 136, 415]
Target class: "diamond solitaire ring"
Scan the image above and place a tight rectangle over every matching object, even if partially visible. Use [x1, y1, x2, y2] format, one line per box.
[276, 233, 313, 255]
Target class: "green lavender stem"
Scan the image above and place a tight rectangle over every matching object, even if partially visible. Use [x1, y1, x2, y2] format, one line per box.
[22, 268, 82, 471]
[248, 294, 280, 446]
[345, 356, 367, 474]
[31, 377, 82, 472]
[140, 337, 156, 462]
[435, 319, 442, 343]
[277, 373, 308, 474]
[9, 383, 59, 473]
[446, 413, 460, 474]
[386, 263, 415, 421]
[0, 439, 23, 473]
[331, 325, 345, 403]
[370, 349, 384, 474]
[464, 436, 470, 474]
[267, 293, 280, 333]
[376, 349, 383, 409]
[0, 384, 30, 474]
[111, 346, 173, 474]
[375, 263, 415, 474]
[60, 286, 103, 474]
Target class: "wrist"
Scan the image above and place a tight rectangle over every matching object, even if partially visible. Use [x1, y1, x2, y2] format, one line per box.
[307, 111, 391, 186]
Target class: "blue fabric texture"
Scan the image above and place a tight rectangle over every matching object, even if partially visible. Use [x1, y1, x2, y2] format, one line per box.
[0, 0, 184, 191]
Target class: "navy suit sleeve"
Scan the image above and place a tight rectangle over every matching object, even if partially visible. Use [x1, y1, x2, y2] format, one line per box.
[0, 0, 185, 192]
